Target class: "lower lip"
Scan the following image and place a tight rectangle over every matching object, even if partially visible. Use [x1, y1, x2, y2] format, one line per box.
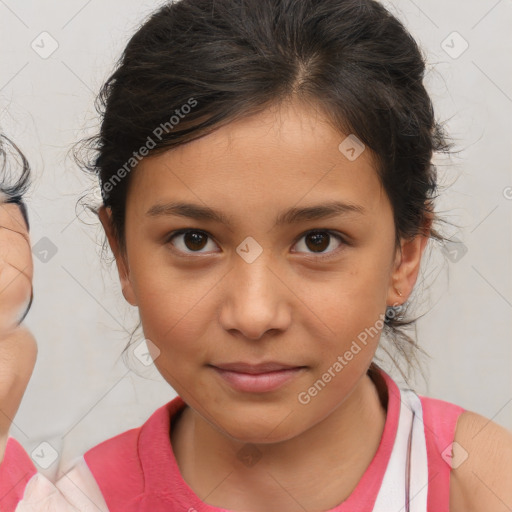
[212, 367, 305, 393]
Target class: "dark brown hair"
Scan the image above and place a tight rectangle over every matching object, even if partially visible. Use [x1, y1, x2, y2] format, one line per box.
[78, 0, 455, 384]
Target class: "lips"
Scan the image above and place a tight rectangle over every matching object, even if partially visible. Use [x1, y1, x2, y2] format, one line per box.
[210, 362, 305, 374]
[209, 362, 307, 393]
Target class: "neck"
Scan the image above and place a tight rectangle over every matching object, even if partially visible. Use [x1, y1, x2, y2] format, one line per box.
[171, 371, 387, 512]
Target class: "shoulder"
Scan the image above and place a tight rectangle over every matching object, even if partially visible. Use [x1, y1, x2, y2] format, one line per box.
[450, 409, 512, 512]
[81, 398, 182, 509]
[83, 425, 145, 496]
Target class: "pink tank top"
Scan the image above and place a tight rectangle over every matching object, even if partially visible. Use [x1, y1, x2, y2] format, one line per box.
[0, 367, 465, 511]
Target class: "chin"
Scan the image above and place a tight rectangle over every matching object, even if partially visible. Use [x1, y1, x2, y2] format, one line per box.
[211, 406, 304, 446]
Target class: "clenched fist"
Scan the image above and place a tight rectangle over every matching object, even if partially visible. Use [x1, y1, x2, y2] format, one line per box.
[0, 198, 37, 463]
[0, 200, 33, 333]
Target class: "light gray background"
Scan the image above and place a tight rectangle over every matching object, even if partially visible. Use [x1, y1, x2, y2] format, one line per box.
[1, 0, 511, 479]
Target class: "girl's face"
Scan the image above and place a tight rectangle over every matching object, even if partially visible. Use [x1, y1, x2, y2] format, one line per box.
[0, 198, 33, 334]
[101, 99, 428, 443]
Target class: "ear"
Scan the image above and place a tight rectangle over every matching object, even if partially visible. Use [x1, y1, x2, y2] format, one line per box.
[98, 206, 138, 307]
[386, 212, 432, 306]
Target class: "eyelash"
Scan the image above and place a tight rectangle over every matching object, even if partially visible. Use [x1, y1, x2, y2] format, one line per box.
[164, 229, 348, 261]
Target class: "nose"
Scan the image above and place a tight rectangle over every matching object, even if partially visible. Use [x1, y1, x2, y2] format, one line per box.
[218, 252, 292, 341]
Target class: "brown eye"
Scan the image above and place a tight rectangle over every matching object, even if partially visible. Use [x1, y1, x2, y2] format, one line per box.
[166, 229, 218, 254]
[305, 232, 330, 252]
[293, 230, 345, 258]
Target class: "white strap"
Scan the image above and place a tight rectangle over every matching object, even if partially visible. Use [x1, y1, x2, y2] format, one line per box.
[372, 387, 428, 512]
[406, 390, 429, 512]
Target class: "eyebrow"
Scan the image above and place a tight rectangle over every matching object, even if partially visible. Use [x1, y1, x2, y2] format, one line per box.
[145, 200, 366, 227]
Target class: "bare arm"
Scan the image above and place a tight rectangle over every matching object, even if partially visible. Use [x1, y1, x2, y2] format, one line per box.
[451, 410, 512, 512]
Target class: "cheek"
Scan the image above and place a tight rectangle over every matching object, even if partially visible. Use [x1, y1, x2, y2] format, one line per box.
[306, 258, 389, 324]
[299, 257, 391, 372]
[130, 258, 216, 357]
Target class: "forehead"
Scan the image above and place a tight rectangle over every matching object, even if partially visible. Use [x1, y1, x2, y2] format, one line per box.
[128, 100, 387, 219]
